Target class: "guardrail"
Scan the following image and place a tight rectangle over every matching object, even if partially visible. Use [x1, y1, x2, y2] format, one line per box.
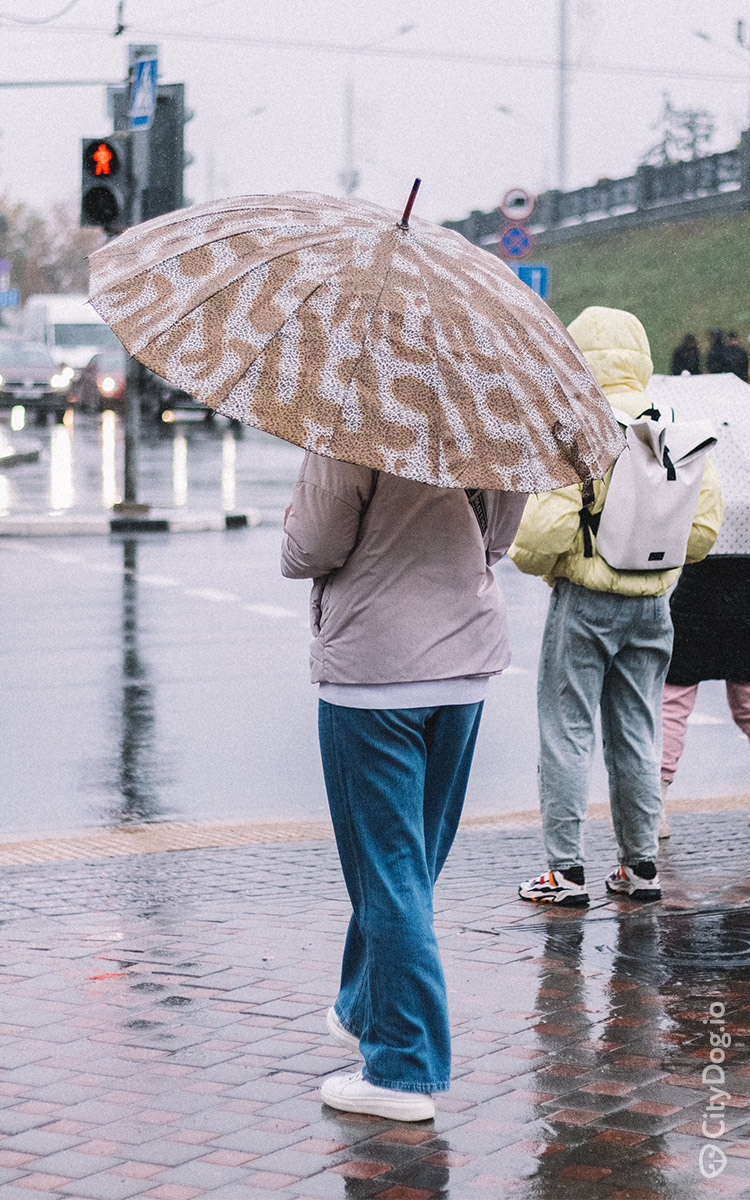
[444, 135, 750, 247]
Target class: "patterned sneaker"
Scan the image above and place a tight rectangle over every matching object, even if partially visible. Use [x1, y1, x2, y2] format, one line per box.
[326, 1007, 361, 1055]
[605, 863, 662, 902]
[321, 1069, 435, 1121]
[518, 869, 589, 907]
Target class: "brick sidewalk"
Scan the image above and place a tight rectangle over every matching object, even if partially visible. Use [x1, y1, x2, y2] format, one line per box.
[1, 811, 749, 1200]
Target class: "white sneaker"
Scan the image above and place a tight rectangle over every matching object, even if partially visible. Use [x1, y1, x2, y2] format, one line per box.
[321, 1069, 435, 1121]
[605, 863, 662, 902]
[518, 868, 589, 906]
[326, 1007, 361, 1055]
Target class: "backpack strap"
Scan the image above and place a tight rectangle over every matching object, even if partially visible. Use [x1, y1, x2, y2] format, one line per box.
[579, 478, 601, 559]
[465, 488, 488, 535]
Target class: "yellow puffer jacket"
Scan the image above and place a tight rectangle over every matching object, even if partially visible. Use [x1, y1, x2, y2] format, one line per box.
[509, 306, 723, 596]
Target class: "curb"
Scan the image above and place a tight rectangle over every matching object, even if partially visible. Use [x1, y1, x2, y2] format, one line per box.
[0, 509, 261, 536]
[0, 437, 43, 467]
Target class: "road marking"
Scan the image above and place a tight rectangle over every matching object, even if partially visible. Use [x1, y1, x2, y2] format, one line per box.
[137, 573, 181, 588]
[687, 712, 727, 726]
[242, 602, 297, 619]
[2, 542, 303, 621]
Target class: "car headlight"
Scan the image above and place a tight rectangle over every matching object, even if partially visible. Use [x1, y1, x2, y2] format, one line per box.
[0, 373, 4, 386]
[50, 374, 69, 390]
[99, 376, 117, 394]
[61, 366, 75, 381]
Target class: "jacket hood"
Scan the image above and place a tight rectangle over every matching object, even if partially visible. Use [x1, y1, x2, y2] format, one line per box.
[567, 306, 653, 416]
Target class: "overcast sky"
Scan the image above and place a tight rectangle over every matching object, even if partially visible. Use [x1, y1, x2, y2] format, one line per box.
[2, 0, 750, 225]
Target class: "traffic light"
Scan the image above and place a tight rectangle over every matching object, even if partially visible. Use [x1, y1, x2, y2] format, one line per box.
[81, 134, 131, 229]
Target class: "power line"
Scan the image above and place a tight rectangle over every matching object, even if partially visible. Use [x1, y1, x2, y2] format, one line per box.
[0, 0, 83, 24]
[0, 79, 118, 87]
[5, 18, 749, 87]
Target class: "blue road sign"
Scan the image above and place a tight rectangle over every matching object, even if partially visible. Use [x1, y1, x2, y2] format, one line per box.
[0, 289, 19, 308]
[511, 263, 549, 299]
[130, 57, 158, 131]
[500, 224, 534, 259]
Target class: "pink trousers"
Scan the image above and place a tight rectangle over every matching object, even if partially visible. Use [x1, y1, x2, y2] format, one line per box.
[661, 681, 750, 782]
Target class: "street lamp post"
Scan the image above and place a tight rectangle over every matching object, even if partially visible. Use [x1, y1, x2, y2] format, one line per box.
[339, 23, 417, 197]
[557, 0, 569, 192]
[737, 19, 750, 129]
[694, 22, 750, 133]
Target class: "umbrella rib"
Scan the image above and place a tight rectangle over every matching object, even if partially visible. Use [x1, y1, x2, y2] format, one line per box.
[167, 245, 395, 411]
[341, 231, 399, 398]
[125, 233, 352, 359]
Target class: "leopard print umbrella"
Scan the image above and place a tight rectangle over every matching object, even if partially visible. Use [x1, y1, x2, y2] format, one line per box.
[89, 187, 623, 491]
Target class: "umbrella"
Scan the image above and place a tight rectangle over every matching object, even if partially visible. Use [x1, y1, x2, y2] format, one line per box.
[88, 182, 623, 492]
[648, 371, 750, 556]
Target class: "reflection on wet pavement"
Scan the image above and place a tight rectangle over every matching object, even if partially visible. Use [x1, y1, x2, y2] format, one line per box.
[103, 539, 171, 825]
[0, 822, 747, 1199]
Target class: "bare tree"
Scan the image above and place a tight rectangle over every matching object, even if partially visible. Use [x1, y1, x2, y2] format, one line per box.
[641, 93, 716, 167]
[0, 195, 104, 303]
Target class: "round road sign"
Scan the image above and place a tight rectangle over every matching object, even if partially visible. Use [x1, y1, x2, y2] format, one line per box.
[499, 224, 534, 259]
[500, 188, 535, 221]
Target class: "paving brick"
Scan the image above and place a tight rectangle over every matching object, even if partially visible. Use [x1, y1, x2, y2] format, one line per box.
[0, 816, 748, 1200]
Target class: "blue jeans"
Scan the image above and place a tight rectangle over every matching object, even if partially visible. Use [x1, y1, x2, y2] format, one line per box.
[538, 579, 673, 870]
[318, 700, 483, 1094]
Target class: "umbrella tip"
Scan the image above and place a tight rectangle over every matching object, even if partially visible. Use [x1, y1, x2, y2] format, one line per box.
[397, 178, 421, 229]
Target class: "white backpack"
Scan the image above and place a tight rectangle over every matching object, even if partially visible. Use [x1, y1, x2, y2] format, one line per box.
[581, 406, 717, 571]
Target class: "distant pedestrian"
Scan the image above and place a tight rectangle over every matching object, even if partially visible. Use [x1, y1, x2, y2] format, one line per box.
[282, 454, 527, 1120]
[706, 329, 727, 374]
[509, 307, 722, 906]
[721, 332, 749, 382]
[660, 559, 750, 832]
[660, 370, 750, 833]
[671, 333, 702, 376]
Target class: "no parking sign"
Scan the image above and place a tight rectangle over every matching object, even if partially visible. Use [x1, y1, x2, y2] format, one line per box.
[499, 225, 534, 259]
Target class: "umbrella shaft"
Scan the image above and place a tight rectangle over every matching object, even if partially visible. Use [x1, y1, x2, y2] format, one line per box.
[398, 177, 421, 228]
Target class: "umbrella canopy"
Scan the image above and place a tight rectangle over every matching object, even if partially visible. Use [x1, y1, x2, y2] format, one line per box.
[648, 371, 750, 555]
[89, 189, 623, 492]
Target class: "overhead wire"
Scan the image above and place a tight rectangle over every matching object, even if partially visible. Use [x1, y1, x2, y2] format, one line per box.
[2, 16, 747, 86]
[0, 0, 83, 23]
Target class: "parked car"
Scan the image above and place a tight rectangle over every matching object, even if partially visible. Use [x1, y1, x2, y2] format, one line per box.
[77, 347, 209, 422]
[0, 340, 72, 421]
[76, 350, 126, 411]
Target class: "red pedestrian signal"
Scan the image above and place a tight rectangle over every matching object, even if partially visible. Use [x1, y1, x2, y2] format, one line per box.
[83, 139, 120, 180]
[81, 135, 130, 228]
[93, 142, 113, 176]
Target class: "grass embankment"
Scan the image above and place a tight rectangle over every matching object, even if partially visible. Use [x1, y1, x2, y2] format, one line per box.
[540, 209, 750, 374]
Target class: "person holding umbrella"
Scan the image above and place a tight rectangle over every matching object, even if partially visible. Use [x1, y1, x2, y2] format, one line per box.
[88, 181, 624, 1119]
[281, 454, 526, 1119]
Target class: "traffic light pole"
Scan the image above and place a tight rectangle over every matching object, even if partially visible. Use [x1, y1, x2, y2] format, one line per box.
[122, 360, 144, 507]
[114, 44, 157, 516]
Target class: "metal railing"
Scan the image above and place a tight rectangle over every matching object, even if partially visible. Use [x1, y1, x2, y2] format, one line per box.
[444, 143, 746, 244]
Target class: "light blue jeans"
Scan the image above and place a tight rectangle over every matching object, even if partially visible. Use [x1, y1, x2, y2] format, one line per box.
[538, 579, 673, 870]
[318, 700, 483, 1094]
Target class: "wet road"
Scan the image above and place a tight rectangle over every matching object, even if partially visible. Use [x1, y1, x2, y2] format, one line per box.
[0, 409, 302, 522]
[1, 415, 748, 836]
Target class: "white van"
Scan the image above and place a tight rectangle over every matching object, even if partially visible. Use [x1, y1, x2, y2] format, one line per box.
[22, 294, 121, 373]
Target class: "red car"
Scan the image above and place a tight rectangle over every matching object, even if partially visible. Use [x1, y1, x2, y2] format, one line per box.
[76, 350, 126, 411]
